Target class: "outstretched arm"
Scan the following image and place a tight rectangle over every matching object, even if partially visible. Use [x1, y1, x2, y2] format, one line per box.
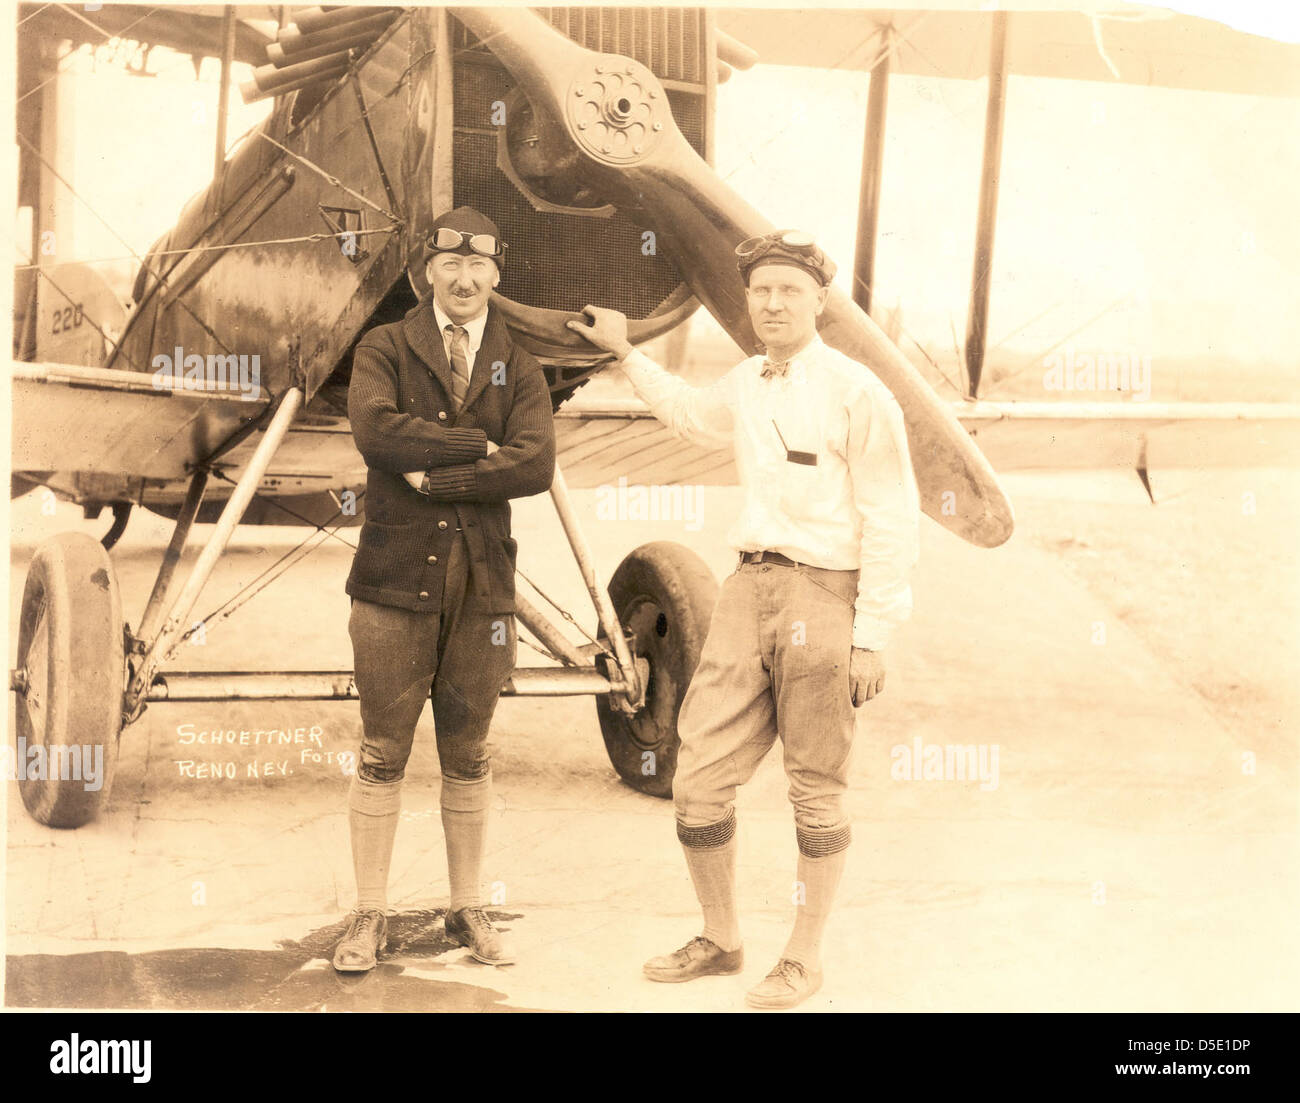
[567, 306, 734, 448]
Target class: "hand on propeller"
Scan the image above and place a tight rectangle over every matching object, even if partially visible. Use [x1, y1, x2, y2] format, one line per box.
[567, 305, 633, 361]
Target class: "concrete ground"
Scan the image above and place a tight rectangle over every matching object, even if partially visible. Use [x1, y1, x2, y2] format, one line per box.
[4, 468, 1297, 1012]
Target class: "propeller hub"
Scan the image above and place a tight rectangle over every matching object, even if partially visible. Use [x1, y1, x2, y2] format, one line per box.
[566, 56, 668, 165]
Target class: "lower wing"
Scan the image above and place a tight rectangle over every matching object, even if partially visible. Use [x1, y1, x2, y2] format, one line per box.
[554, 397, 1300, 488]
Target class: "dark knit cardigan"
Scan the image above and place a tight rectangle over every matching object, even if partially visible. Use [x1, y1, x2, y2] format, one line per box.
[345, 300, 556, 613]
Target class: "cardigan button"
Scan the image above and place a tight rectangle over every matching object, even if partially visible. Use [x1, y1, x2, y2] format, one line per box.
[437, 520, 448, 530]
[427, 555, 438, 564]
[437, 410, 448, 421]
[418, 591, 429, 600]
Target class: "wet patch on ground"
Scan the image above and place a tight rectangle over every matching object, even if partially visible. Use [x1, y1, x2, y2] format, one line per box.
[6, 908, 539, 1011]
[278, 906, 523, 961]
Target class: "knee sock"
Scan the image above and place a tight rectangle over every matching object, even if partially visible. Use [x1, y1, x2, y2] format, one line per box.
[349, 773, 403, 913]
[678, 811, 741, 953]
[441, 772, 491, 913]
[782, 825, 851, 971]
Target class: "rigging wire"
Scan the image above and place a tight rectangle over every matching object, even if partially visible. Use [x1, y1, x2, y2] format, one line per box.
[514, 569, 602, 648]
[720, 15, 928, 186]
[178, 476, 362, 646]
[994, 291, 1138, 390]
[21, 266, 145, 373]
[16, 131, 237, 358]
[13, 227, 398, 271]
[253, 130, 403, 226]
[17, 5, 165, 105]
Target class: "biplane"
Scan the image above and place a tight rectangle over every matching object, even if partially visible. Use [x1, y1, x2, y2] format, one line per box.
[9, 4, 1298, 829]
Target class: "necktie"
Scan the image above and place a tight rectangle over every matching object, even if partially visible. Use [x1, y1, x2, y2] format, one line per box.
[760, 357, 790, 380]
[445, 324, 471, 410]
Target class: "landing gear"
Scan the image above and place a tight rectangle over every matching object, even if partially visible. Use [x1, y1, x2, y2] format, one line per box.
[544, 466, 718, 798]
[9, 396, 718, 824]
[596, 542, 718, 798]
[100, 502, 132, 549]
[13, 533, 125, 827]
[9, 387, 304, 828]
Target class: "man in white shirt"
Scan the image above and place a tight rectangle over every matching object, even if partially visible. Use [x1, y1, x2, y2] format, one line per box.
[568, 230, 920, 1009]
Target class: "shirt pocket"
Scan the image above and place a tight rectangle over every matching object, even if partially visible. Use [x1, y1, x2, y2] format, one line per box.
[771, 409, 828, 516]
[776, 440, 827, 518]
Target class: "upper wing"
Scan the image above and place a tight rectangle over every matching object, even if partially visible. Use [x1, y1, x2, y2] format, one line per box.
[716, 5, 1300, 98]
[17, 4, 273, 67]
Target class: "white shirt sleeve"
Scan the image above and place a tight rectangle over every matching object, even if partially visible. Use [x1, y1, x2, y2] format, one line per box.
[618, 348, 736, 449]
[842, 385, 921, 650]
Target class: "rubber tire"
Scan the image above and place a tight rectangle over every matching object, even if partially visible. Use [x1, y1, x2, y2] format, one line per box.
[596, 541, 718, 798]
[15, 532, 125, 827]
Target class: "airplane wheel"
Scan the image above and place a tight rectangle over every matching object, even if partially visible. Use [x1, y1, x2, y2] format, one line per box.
[596, 542, 718, 798]
[14, 533, 125, 827]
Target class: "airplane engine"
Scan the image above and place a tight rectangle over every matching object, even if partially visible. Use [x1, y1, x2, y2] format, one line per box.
[448, 10, 712, 325]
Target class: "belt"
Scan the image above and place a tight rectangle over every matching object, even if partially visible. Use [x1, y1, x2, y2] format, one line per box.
[739, 550, 799, 567]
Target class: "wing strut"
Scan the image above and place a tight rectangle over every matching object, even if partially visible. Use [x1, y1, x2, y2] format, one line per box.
[211, 5, 236, 209]
[852, 23, 892, 316]
[122, 387, 304, 724]
[964, 10, 1010, 399]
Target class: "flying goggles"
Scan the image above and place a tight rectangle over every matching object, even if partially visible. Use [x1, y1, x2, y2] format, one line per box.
[735, 230, 835, 285]
[425, 227, 508, 270]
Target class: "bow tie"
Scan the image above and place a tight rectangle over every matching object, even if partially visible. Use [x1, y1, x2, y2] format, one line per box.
[760, 358, 791, 380]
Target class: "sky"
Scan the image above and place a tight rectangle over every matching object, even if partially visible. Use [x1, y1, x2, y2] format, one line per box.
[713, 60, 1300, 370]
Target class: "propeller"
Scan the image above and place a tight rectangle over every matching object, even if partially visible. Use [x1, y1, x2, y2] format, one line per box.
[458, 7, 1014, 548]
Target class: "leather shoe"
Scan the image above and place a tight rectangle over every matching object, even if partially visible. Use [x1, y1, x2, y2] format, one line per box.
[445, 906, 515, 965]
[643, 936, 743, 983]
[744, 958, 823, 1009]
[332, 909, 388, 972]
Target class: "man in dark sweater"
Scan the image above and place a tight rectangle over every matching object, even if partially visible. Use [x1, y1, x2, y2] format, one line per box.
[334, 206, 556, 972]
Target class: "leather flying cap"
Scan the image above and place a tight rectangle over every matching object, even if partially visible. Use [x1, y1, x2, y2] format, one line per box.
[422, 206, 507, 271]
[736, 229, 837, 287]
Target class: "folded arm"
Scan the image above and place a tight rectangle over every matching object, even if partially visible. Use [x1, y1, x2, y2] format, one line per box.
[419, 354, 557, 502]
[349, 342, 487, 472]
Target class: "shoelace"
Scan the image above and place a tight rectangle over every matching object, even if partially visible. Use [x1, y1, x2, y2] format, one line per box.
[771, 959, 806, 984]
[345, 911, 383, 940]
[458, 906, 493, 931]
